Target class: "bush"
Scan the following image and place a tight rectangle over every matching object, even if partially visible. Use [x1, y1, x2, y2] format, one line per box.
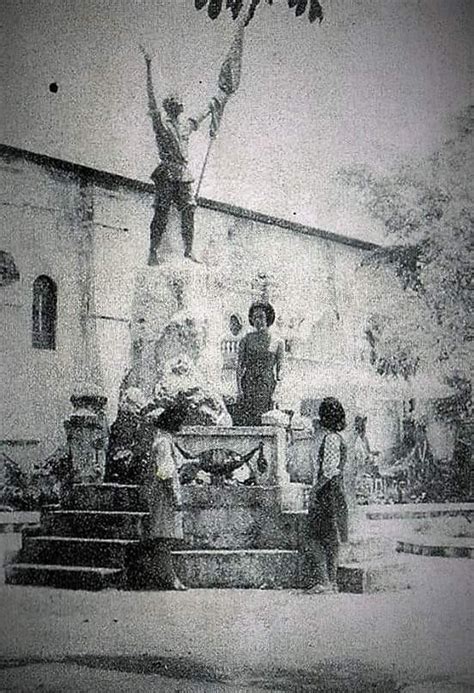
[0, 459, 40, 510]
[0, 448, 73, 510]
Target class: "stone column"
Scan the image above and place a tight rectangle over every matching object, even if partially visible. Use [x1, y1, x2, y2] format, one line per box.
[74, 178, 106, 403]
[64, 391, 108, 484]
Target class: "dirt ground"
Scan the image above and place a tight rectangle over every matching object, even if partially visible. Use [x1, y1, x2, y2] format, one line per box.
[0, 549, 473, 692]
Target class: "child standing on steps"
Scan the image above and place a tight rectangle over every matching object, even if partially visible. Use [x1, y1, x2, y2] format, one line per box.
[306, 397, 349, 593]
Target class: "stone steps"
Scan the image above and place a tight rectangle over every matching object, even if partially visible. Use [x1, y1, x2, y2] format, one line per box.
[66, 484, 145, 511]
[19, 535, 139, 568]
[41, 510, 148, 540]
[4, 482, 413, 592]
[5, 563, 123, 590]
[40, 508, 298, 550]
[172, 548, 301, 589]
[61, 484, 299, 546]
[5, 480, 306, 590]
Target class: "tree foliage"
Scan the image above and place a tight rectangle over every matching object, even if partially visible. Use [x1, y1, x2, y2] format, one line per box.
[194, 0, 324, 25]
[340, 106, 473, 382]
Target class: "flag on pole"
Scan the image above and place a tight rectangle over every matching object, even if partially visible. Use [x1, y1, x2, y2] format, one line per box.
[209, 21, 245, 138]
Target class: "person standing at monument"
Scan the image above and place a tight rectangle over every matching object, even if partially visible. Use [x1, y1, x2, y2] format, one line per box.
[236, 302, 284, 426]
[140, 398, 189, 590]
[306, 397, 348, 593]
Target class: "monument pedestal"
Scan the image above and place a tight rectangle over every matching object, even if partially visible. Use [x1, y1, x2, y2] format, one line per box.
[129, 259, 224, 398]
[6, 473, 412, 593]
[5, 215, 411, 592]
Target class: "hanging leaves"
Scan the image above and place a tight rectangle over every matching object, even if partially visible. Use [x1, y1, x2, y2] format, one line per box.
[194, 0, 324, 24]
[341, 106, 473, 381]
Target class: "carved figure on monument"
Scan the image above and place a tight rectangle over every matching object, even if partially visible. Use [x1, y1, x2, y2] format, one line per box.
[153, 356, 232, 427]
[106, 356, 231, 483]
[176, 441, 267, 486]
[154, 312, 206, 374]
[236, 302, 285, 426]
[140, 23, 244, 264]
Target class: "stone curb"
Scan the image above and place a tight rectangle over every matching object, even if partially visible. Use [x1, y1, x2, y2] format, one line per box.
[396, 539, 474, 559]
[366, 504, 473, 521]
[0, 513, 40, 534]
[0, 524, 37, 534]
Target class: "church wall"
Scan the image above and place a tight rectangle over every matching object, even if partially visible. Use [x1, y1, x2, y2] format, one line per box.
[0, 148, 401, 470]
[89, 185, 151, 417]
[0, 158, 85, 467]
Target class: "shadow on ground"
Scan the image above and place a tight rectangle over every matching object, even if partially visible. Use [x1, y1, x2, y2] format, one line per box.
[0, 654, 401, 691]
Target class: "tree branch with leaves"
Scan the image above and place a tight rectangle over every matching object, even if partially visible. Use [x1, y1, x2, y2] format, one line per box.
[194, 0, 324, 25]
[340, 106, 473, 383]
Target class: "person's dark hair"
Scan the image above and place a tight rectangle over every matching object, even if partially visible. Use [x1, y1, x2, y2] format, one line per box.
[319, 397, 346, 432]
[130, 399, 188, 483]
[140, 395, 189, 434]
[154, 400, 189, 433]
[248, 301, 275, 327]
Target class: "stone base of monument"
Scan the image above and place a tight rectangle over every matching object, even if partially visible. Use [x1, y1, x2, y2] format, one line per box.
[172, 549, 301, 589]
[6, 484, 408, 593]
[337, 560, 412, 594]
[181, 486, 300, 550]
[5, 479, 411, 592]
[5, 481, 306, 591]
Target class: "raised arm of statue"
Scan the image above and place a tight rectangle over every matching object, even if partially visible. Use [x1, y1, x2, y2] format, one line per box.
[188, 85, 230, 133]
[139, 46, 164, 137]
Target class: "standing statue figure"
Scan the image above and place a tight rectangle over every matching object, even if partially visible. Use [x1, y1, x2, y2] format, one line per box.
[140, 47, 231, 265]
[236, 302, 284, 426]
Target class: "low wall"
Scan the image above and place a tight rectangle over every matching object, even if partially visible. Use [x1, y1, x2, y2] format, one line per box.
[175, 425, 289, 486]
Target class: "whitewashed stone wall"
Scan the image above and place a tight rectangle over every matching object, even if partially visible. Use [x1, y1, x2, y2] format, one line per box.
[1, 157, 84, 464]
[0, 148, 402, 467]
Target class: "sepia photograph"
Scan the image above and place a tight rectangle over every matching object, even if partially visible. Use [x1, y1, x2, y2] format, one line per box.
[1, 0, 473, 690]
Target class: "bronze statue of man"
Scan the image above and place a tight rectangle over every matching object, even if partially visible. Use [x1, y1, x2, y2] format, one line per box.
[140, 47, 228, 265]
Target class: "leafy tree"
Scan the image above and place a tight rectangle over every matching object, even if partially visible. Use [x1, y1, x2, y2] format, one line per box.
[194, 0, 324, 25]
[340, 106, 473, 385]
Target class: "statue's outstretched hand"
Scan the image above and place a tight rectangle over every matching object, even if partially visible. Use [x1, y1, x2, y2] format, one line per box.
[139, 44, 152, 62]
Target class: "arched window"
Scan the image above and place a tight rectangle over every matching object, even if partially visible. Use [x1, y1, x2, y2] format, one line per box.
[32, 275, 57, 350]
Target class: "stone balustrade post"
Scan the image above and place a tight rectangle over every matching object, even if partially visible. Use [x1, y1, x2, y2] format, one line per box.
[64, 392, 108, 484]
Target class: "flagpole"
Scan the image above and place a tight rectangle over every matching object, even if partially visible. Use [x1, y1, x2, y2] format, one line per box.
[196, 135, 215, 200]
[196, 5, 247, 200]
